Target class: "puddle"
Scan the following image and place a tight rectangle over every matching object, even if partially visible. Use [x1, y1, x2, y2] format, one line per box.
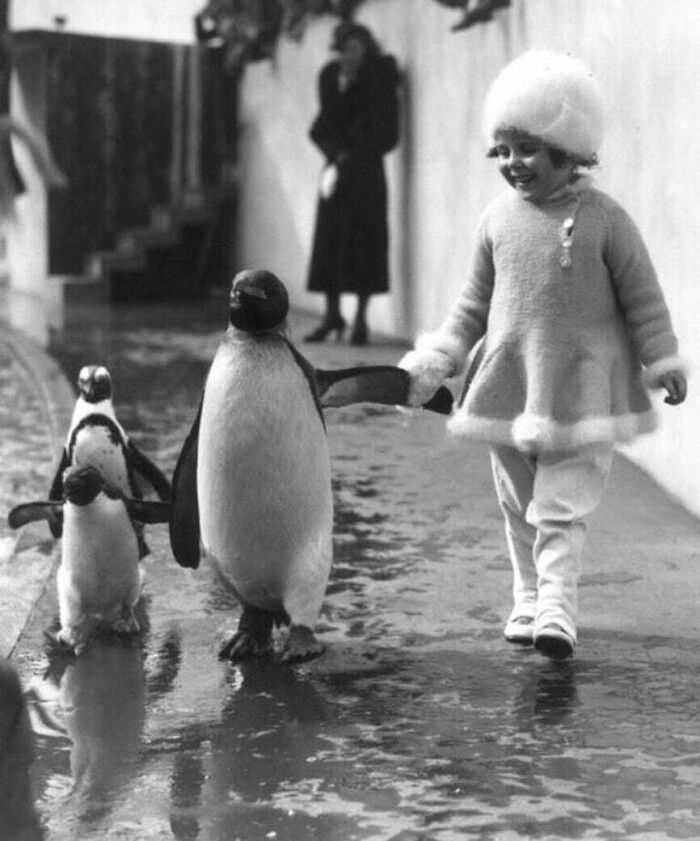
[8, 298, 700, 840]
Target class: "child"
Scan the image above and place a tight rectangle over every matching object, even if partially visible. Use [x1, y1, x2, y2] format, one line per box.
[398, 50, 687, 660]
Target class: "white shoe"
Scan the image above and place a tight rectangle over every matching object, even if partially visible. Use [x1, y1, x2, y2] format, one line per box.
[504, 614, 534, 645]
[533, 623, 575, 660]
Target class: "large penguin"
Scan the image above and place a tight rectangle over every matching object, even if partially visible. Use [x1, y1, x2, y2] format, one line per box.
[170, 269, 453, 664]
[48, 364, 172, 556]
[9, 465, 170, 654]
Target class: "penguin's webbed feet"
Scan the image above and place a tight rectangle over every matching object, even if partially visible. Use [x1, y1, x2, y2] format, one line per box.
[45, 628, 75, 656]
[111, 605, 140, 637]
[54, 625, 89, 656]
[279, 625, 325, 664]
[219, 604, 274, 661]
[218, 631, 274, 661]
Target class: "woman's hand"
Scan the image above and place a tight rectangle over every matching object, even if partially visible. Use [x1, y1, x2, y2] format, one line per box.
[319, 164, 339, 199]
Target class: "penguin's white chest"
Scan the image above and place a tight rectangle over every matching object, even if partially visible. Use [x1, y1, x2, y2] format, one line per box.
[61, 496, 140, 612]
[197, 339, 333, 619]
[70, 425, 130, 494]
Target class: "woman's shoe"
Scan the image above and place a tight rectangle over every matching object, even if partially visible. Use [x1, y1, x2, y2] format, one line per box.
[533, 624, 575, 660]
[504, 614, 534, 645]
[349, 320, 368, 346]
[304, 316, 346, 343]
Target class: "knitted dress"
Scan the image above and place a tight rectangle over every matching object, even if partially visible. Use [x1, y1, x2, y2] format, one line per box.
[415, 182, 682, 452]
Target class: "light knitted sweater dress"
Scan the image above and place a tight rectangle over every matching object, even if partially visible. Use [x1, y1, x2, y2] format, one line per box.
[410, 182, 683, 452]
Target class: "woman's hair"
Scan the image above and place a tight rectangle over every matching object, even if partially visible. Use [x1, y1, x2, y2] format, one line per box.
[331, 22, 381, 59]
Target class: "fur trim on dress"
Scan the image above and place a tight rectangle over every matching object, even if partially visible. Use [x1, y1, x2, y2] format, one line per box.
[447, 409, 658, 452]
[414, 330, 470, 371]
[398, 345, 456, 406]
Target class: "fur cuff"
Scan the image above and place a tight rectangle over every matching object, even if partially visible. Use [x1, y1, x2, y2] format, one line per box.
[643, 355, 690, 389]
[414, 330, 469, 369]
[398, 347, 455, 406]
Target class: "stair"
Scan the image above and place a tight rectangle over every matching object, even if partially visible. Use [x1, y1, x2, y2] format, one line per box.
[85, 203, 216, 303]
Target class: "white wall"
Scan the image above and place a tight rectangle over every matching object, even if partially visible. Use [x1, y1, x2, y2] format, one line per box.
[3, 46, 53, 346]
[236, 0, 700, 515]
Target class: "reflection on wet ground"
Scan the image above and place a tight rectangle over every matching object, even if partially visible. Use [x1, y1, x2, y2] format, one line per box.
[10, 299, 700, 840]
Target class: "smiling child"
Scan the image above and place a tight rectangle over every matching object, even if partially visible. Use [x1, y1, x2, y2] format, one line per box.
[398, 50, 687, 659]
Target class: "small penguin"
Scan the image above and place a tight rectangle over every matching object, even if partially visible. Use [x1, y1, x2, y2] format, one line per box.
[49, 364, 172, 556]
[9, 465, 170, 654]
[170, 269, 453, 664]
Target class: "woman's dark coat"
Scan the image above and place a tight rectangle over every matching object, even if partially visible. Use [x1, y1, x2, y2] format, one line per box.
[307, 54, 399, 296]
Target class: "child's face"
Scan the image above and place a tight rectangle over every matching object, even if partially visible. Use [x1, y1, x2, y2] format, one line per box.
[492, 131, 575, 203]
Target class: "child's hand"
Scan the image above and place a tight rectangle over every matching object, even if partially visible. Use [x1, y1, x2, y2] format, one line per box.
[657, 370, 687, 405]
[398, 348, 455, 407]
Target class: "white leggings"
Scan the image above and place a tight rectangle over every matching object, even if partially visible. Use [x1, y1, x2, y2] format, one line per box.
[490, 442, 614, 639]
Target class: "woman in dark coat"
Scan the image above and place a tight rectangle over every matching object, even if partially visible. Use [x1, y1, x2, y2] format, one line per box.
[305, 22, 400, 345]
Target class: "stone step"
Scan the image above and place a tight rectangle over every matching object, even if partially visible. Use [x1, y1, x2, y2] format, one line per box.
[85, 249, 146, 279]
[86, 201, 217, 301]
[49, 274, 107, 304]
[116, 226, 178, 255]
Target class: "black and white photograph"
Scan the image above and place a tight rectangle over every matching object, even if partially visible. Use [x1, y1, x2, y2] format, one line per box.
[1, 1, 699, 839]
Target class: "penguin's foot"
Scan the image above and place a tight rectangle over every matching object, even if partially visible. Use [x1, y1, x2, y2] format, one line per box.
[219, 604, 274, 661]
[279, 625, 325, 664]
[112, 606, 140, 636]
[45, 628, 75, 656]
[56, 625, 89, 656]
[219, 631, 274, 661]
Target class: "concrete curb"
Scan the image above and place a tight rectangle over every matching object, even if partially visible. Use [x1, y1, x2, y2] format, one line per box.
[1, 323, 75, 451]
[0, 321, 75, 657]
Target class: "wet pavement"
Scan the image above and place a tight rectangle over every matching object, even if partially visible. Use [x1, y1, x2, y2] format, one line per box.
[4, 293, 700, 840]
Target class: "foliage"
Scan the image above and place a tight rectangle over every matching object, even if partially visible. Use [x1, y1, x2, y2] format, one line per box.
[195, 0, 367, 74]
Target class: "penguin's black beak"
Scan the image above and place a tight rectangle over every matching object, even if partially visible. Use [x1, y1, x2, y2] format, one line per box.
[229, 283, 268, 309]
[63, 466, 105, 507]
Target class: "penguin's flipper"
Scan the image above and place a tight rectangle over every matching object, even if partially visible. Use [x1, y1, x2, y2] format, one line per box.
[47, 450, 70, 538]
[126, 499, 172, 524]
[126, 442, 173, 501]
[315, 366, 454, 415]
[169, 403, 202, 569]
[281, 338, 325, 428]
[8, 501, 63, 531]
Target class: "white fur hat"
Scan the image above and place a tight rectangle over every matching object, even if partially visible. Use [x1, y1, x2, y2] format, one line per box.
[482, 49, 604, 161]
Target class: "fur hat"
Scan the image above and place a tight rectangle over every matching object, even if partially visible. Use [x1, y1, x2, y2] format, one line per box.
[482, 49, 604, 162]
